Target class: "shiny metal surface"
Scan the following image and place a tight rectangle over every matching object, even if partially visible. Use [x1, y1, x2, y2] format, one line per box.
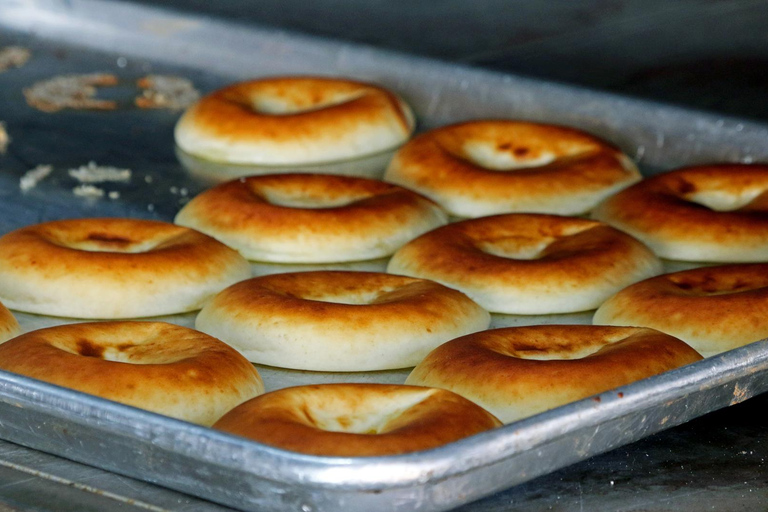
[1, 0, 768, 511]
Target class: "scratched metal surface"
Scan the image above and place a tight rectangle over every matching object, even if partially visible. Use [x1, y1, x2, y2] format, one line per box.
[1, 0, 768, 511]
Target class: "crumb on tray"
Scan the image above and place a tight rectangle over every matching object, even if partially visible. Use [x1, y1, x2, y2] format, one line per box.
[72, 184, 106, 198]
[24, 73, 119, 113]
[135, 75, 200, 110]
[19, 164, 54, 191]
[0, 122, 8, 153]
[68, 161, 132, 183]
[0, 46, 31, 72]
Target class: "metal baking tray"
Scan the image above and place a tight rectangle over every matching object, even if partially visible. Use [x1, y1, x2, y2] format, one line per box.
[2, 0, 768, 510]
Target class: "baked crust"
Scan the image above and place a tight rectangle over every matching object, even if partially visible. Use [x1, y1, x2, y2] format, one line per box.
[213, 383, 501, 456]
[196, 271, 490, 371]
[594, 263, 768, 356]
[0, 321, 264, 425]
[175, 76, 415, 165]
[406, 325, 702, 423]
[592, 164, 768, 262]
[387, 214, 662, 314]
[0, 218, 251, 318]
[384, 120, 640, 217]
[175, 173, 447, 262]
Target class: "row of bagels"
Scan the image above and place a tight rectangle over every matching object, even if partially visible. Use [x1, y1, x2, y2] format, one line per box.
[0, 75, 765, 457]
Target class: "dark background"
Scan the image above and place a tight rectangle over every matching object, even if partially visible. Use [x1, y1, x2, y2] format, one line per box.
[141, 0, 768, 122]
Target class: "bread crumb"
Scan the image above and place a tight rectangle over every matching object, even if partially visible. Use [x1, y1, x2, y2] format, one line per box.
[0, 46, 31, 72]
[135, 75, 200, 110]
[0, 122, 8, 153]
[108, 191, 120, 200]
[68, 161, 131, 183]
[24, 73, 118, 113]
[19, 164, 53, 191]
[72, 184, 105, 198]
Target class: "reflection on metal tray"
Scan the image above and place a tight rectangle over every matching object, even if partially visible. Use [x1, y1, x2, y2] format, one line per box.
[1, 0, 768, 511]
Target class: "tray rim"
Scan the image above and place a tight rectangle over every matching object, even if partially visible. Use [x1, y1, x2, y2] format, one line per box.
[2, 338, 767, 492]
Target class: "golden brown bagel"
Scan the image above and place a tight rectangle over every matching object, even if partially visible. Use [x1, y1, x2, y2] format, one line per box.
[213, 383, 501, 456]
[384, 120, 640, 218]
[0, 218, 251, 318]
[592, 163, 768, 262]
[387, 214, 662, 314]
[0, 322, 264, 425]
[195, 271, 490, 371]
[406, 325, 702, 423]
[0, 300, 19, 343]
[174, 76, 415, 165]
[594, 263, 768, 357]
[174, 173, 447, 263]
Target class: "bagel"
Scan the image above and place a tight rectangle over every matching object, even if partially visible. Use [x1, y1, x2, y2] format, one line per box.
[0, 300, 20, 343]
[384, 120, 640, 218]
[592, 163, 768, 262]
[387, 214, 663, 314]
[174, 173, 447, 263]
[406, 325, 702, 423]
[0, 322, 264, 425]
[594, 263, 768, 357]
[0, 218, 251, 318]
[213, 383, 501, 456]
[195, 271, 490, 371]
[174, 76, 415, 166]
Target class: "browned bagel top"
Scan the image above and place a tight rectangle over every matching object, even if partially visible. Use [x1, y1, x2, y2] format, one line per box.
[387, 120, 637, 200]
[0, 322, 264, 425]
[418, 325, 700, 381]
[180, 77, 413, 147]
[593, 263, 768, 356]
[213, 384, 501, 456]
[0, 218, 243, 281]
[206, 271, 479, 325]
[390, 214, 654, 288]
[177, 173, 444, 239]
[406, 325, 702, 423]
[594, 164, 768, 240]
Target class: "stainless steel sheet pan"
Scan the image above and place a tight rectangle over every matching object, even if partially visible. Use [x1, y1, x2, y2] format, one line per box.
[1, 0, 768, 511]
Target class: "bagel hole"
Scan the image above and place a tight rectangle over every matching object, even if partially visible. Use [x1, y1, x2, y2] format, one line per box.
[667, 274, 759, 295]
[462, 141, 557, 170]
[503, 333, 630, 360]
[249, 91, 367, 116]
[257, 187, 372, 209]
[61, 233, 170, 253]
[55, 338, 136, 363]
[505, 341, 605, 360]
[476, 236, 555, 260]
[53, 330, 194, 364]
[299, 285, 401, 305]
[684, 188, 766, 211]
[306, 389, 436, 434]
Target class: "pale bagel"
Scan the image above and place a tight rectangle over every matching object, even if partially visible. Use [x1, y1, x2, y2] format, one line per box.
[592, 163, 768, 262]
[406, 325, 702, 423]
[0, 218, 251, 318]
[175, 76, 415, 165]
[594, 263, 768, 357]
[0, 322, 264, 426]
[196, 271, 490, 371]
[384, 120, 640, 218]
[0, 300, 19, 343]
[175, 173, 447, 263]
[387, 214, 663, 314]
[213, 383, 501, 456]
